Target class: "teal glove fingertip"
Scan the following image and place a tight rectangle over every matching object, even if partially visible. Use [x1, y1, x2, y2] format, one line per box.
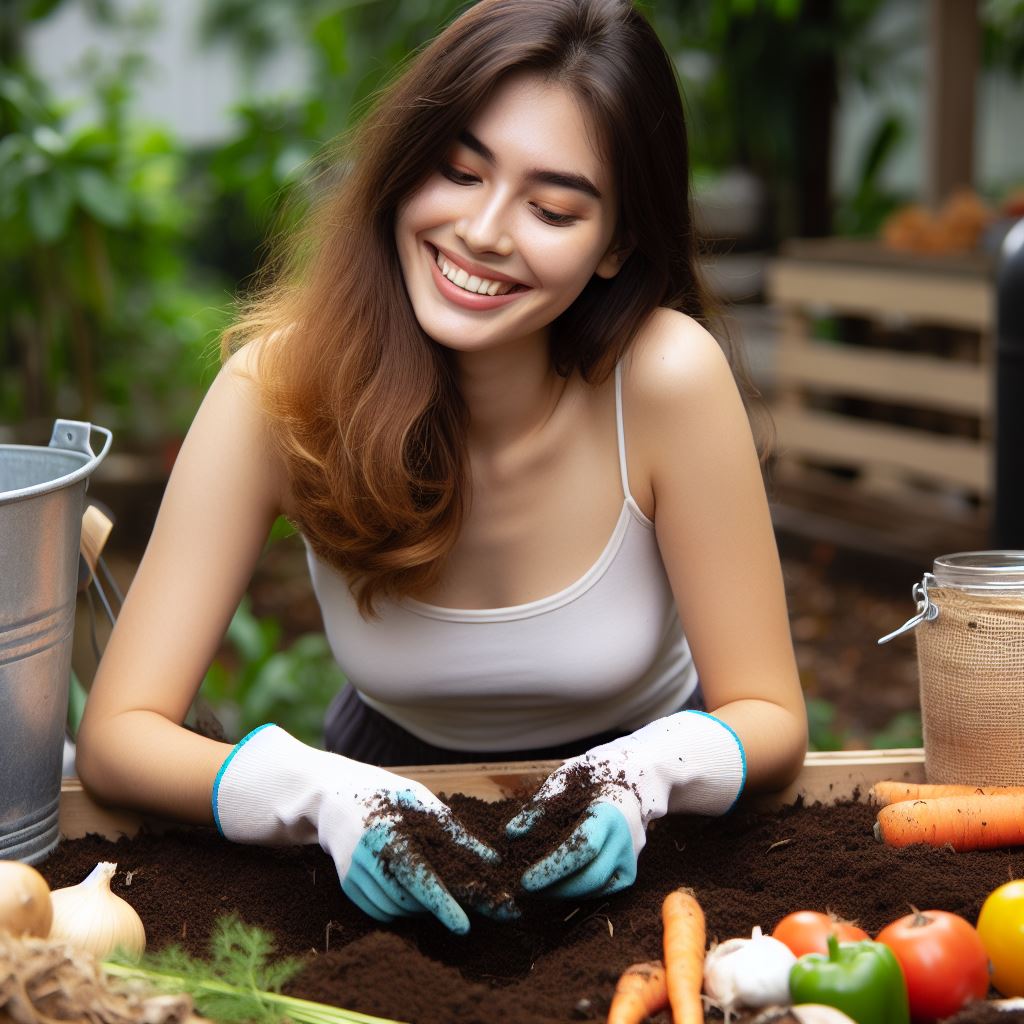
[521, 802, 635, 897]
[505, 805, 541, 837]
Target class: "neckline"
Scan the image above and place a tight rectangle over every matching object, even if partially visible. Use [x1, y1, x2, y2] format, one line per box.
[402, 497, 653, 622]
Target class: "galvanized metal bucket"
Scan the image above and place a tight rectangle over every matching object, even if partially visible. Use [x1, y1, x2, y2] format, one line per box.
[1, 420, 112, 864]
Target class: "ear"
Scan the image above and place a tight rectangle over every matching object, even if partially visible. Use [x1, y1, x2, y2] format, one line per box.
[594, 237, 634, 280]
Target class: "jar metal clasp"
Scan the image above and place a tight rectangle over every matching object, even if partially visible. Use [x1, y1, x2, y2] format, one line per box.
[877, 572, 939, 645]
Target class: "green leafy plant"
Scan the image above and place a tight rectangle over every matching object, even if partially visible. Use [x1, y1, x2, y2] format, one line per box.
[104, 914, 393, 1024]
[870, 710, 923, 751]
[1, 4, 228, 440]
[805, 696, 847, 752]
[200, 593, 346, 747]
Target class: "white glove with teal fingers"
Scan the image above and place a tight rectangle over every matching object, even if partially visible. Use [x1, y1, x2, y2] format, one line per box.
[213, 724, 499, 933]
[506, 710, 745, 899]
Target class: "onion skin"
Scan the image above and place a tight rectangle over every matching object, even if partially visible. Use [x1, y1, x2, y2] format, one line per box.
[752, 1006, 858, 1024]
[48, 861, 146, 960]
[0, 860, 53, 938]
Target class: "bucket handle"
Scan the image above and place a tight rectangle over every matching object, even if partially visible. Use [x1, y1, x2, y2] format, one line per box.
[49, 420, 113, 467]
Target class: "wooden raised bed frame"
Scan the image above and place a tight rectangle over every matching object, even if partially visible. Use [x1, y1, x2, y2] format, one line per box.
[59, 748, 927, 841]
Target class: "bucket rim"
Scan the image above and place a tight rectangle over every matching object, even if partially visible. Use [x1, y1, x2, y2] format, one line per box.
[0, 420, 112, 506]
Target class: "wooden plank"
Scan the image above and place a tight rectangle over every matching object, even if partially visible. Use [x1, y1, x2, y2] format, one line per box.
[768, 260, 993, 331]
[773, 407, 991, 493]
[776, 338, 990, 416]
[59, 779, 146, 841]
[59, 750, 927, 842]
[771, 467, 989, 567]
[778, 237, 994, 277]
[750, 749, 925, 811]
[926, 0, 980, 208]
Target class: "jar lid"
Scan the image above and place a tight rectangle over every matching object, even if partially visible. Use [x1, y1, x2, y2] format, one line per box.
[932, 550, 1024, 589]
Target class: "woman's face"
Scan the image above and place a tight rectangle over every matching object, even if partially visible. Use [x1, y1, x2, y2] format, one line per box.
[395, 72, 622, 356]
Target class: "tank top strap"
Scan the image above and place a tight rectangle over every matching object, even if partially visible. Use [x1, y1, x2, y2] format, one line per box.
[614, 360, 635, 504]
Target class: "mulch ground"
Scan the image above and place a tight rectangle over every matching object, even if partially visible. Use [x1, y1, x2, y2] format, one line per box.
[40, 794, 1024, 1024]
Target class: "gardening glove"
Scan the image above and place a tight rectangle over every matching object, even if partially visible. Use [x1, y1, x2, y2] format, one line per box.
[213, 724, 500, 934]
[506, 710, 745, 899]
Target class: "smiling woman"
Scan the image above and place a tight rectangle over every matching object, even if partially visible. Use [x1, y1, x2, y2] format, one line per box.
[395, 74, 623, 351]
[75, 0, 807, 939]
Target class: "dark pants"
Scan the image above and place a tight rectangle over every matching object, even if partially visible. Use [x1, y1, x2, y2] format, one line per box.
[323, 683, 704, 766]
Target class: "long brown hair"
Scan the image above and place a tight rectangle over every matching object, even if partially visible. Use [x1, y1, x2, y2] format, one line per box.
[224, 0, 751, 615]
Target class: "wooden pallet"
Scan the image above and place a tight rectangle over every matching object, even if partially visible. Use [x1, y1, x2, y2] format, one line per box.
[766, 238, 996, 548]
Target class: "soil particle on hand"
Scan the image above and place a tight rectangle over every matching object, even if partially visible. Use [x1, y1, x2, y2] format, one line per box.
[377, 763, 606, 913]
[40, 797, 1022, 1024]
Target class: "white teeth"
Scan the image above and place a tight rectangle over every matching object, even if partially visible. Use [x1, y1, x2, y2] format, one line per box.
[435, 249, 517, 296]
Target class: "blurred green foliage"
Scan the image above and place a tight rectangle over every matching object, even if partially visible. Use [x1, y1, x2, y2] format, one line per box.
[199, 596, 346, 748]
[1, 4, 228, 438]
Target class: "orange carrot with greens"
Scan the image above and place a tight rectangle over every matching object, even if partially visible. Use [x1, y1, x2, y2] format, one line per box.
[607, 960, 668, 1024]
[661, 886, 706, 1023]
[870, 780, 1024, 807]
[875, 794, 1024, 851]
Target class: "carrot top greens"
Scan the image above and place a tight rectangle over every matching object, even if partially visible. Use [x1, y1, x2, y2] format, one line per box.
[104, 913, 401, 1024]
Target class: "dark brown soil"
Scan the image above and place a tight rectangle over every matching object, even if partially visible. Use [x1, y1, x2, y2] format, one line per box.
[40, 795, 1024, 1024]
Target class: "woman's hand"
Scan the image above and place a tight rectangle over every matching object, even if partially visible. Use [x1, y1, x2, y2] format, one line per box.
[505, 710, 745, 900]
[214, 725, 501, 933]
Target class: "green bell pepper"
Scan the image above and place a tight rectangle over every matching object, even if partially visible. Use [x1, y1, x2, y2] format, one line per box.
[789, 934, 909, 1024]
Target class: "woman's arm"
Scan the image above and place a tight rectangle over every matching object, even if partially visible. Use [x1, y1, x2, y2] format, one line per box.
[627, 309, 808, 792]
[75, 346, 286, 823]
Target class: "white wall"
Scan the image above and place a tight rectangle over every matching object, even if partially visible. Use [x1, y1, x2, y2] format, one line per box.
[25, 0, 309, 146]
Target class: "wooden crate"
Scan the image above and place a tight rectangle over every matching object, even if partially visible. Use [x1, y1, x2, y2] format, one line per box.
[58, 748, 927, 841]
[53, 751, 928, 1024]
[766, 238, 996, 558]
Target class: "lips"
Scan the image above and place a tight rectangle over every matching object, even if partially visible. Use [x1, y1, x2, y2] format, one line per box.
[424, 243, 531, 310]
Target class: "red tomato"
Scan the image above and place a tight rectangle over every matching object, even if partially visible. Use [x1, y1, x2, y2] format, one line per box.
[876, 909, 990, 1022]
[771, 910, 870, 957]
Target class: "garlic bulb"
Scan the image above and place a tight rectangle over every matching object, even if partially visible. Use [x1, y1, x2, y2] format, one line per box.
[49, 861, 146, 959]
[704, 925, 798, 1018]
[0, 860, 53, 938]
[752, 1007, 857, 1024]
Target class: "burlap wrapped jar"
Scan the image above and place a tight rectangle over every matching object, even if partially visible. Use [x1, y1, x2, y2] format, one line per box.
[912, 552, 1024, 786]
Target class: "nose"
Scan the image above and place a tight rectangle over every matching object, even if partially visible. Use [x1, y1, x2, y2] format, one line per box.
[454, 190, 514, 256]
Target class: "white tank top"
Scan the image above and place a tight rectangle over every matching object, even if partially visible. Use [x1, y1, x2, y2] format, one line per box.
[305, 362, 698, 752]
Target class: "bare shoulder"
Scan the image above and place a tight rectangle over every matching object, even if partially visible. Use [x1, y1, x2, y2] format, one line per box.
[622, 307, 736, 411]
[204, 340, 279, 429]
[184, 340, 289, 505]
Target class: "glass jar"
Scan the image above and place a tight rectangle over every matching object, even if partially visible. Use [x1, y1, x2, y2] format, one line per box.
[883, 550, 1024, 786]
[932, 550, 1024, 596]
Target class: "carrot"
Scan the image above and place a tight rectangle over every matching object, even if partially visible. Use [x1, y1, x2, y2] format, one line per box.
[870, 779, 1024, 807]
[875, 794, 1024, 851]
[661, 886, 706, 1024]
[607, 960, 668, 1024]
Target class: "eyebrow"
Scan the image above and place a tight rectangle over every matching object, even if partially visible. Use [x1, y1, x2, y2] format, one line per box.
[457, 130, 603, 200]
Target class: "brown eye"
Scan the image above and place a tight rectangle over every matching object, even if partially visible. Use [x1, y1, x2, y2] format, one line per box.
[531, 204, 577, 226]
[440, 162, 477, 185]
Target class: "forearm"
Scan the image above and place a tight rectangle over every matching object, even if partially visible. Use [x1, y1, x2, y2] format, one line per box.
[712, 698, 808, 793]
[76, 708, 232, 825]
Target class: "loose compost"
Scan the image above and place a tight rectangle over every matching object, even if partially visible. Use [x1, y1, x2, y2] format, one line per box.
[39, 795, 1023, 1024]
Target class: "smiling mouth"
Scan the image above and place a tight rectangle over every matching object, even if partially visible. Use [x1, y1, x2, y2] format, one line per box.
[429, 245, 528, 296]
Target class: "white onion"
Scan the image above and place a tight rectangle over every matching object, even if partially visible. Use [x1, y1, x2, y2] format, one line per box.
[49, 861, 146, 960]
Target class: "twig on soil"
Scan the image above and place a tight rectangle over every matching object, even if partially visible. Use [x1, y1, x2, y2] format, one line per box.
[766, 838, 794, 853]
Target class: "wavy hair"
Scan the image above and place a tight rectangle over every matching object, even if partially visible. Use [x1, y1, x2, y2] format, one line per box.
[224, 0, 755, 615]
